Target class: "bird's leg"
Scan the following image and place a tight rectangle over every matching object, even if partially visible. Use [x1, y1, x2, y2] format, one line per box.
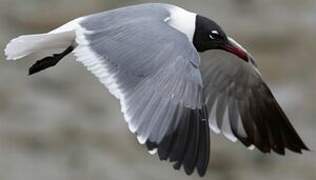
[28, 46, 74, 75]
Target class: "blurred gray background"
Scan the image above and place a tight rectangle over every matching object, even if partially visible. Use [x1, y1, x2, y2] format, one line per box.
[0, 0, 315, 180]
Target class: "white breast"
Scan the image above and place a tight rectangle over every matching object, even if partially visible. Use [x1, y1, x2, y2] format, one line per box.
[166, 6, 197, 42]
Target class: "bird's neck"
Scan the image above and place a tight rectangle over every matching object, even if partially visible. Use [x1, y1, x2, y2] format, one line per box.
[166, 6, 197, 42]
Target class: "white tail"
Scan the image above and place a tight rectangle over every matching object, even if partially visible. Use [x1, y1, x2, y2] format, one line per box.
[4, 18, 82, 61]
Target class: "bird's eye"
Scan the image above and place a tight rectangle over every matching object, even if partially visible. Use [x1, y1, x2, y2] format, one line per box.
[209, 30, 221, 40]
[211, 30, 219, 35]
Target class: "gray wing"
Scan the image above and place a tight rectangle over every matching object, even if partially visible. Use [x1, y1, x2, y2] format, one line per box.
[201, 50, 308, 154]
[74, 4, 210, 176]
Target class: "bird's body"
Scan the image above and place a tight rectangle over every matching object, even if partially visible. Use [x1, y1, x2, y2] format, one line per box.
[4, 3, 308, 177]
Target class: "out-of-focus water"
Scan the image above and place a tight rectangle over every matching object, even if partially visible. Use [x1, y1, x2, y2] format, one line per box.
[0, 0, 315, 180]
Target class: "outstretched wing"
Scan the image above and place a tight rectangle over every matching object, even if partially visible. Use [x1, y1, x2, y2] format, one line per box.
[74, 4, 210, 176]
[201, 50, 309, 154]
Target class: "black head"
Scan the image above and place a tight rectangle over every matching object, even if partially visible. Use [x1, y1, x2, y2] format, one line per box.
[193, 15, 249, 61]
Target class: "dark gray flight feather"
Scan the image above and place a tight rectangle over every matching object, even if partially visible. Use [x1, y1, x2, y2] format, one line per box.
[201, 50, 309, 154]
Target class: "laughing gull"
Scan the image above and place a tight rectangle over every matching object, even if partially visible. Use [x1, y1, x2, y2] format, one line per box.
[4, 3, 309, 177]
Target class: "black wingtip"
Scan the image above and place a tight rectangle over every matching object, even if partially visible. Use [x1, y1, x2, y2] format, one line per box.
[235, 82, 310, 156]
[303, 146, 311, 153]
[145, 106, 210, 177]
[196, 106, 210, 177]
[303, 145, 310, 151]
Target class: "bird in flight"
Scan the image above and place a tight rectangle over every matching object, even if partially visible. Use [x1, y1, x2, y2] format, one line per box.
[4, 3, 309, 177]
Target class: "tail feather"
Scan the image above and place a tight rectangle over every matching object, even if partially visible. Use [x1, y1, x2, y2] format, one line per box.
[5, 31, 75, 60]
[4, 18, 81, 61]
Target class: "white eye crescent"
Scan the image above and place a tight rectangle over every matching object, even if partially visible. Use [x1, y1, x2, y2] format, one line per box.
[211, 30, 219, 35]
[209, 30, 220, 40]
